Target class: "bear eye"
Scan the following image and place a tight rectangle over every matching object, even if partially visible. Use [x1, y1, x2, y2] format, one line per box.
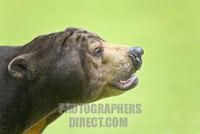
[94, 47, 103, 57]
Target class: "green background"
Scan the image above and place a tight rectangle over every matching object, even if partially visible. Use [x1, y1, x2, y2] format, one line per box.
[0, 0, 199, 133]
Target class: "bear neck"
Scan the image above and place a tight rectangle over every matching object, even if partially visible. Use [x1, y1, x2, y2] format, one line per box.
[0, 46, 60, 131]
[0, 46, 30, 133]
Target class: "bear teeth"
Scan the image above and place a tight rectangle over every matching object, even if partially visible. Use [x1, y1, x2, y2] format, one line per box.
[120, 80, 127, 84]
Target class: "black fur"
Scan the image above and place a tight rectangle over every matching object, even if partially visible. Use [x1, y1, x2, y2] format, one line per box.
[0, 28, 99, 134]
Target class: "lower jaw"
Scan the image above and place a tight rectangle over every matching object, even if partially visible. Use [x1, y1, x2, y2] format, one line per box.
[111, 74, 138, 91]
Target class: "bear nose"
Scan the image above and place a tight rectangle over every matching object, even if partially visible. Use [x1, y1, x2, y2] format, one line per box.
[128, 47, 144, 70]
[129, 47, 144, 57]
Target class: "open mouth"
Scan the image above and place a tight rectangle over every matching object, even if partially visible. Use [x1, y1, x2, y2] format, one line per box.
[112, 74, 138, 91]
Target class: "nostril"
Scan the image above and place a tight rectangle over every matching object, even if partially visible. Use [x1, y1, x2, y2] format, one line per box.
[129, 47, 144, 57]
[128, 47, 144, 70]
[136, 47, 144, 56]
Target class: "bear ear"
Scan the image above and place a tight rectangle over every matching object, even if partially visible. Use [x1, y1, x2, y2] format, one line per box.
[8, 54, 32, 80]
